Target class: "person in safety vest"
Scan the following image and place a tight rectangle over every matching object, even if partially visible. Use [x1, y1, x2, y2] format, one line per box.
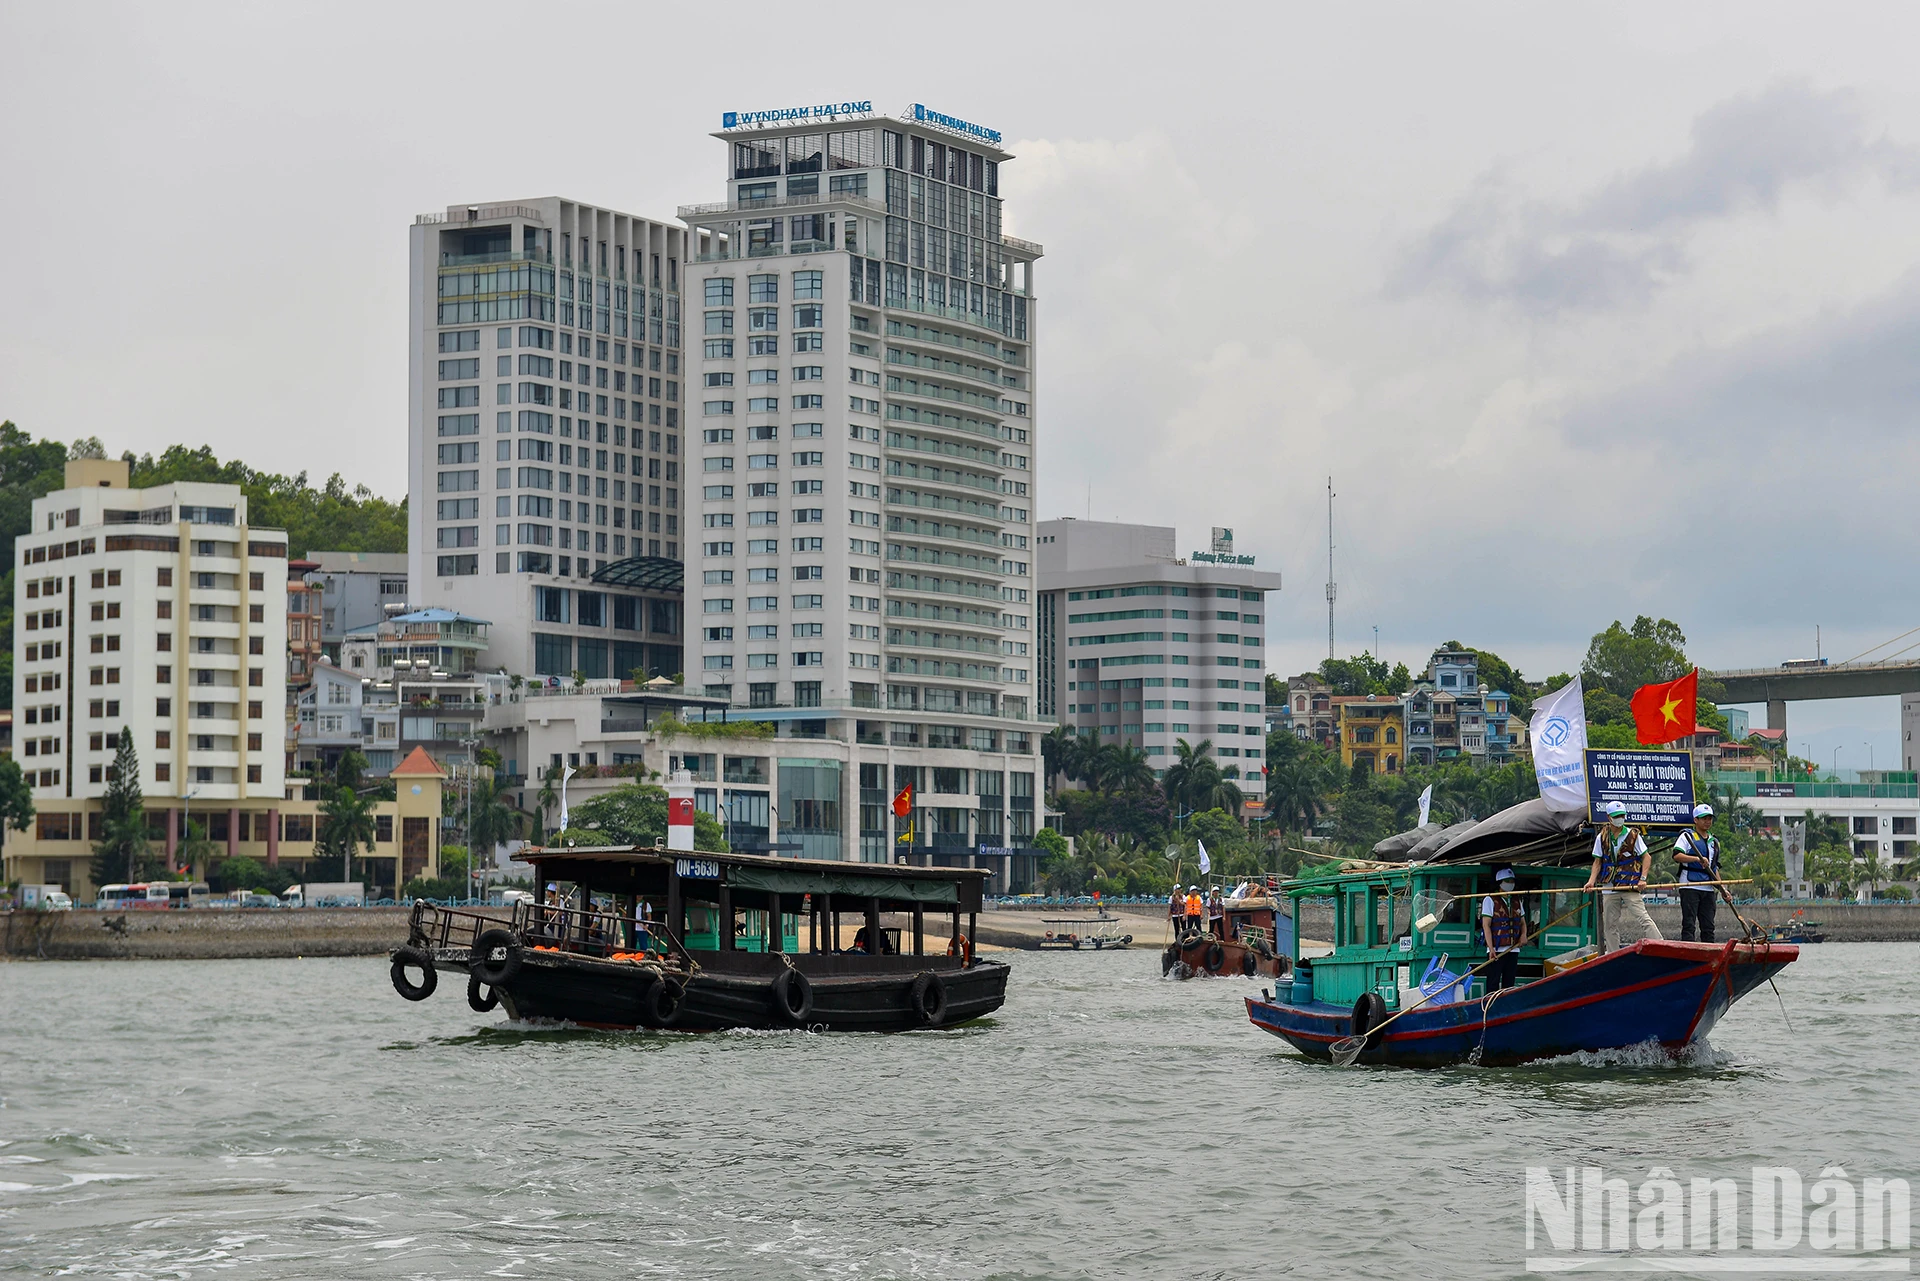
[1673, 802, 1720, 942]
[1206, 886, 1224, 936]
[1479, 867, 1530, 991]
[1167, 887, 1184, 930]
[1582, 800, 1661, 951]
[1184, 886, 1205, 936]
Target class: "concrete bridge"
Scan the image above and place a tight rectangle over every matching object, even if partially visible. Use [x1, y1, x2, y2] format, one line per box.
[1706, 660, 1920, 732]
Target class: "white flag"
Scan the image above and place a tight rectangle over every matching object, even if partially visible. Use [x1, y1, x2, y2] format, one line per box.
[1529, 676, 1589, 813]
[1417, 785, 1434, 828]
[558, 763, 577, 834]
[1196, 839, 1211, 875]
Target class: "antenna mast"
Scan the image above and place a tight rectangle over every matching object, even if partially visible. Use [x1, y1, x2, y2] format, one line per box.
[1325, 476, 1337, 662]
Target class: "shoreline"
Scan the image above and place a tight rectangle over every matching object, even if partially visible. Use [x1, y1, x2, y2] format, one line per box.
[6, 900, 1917, 961]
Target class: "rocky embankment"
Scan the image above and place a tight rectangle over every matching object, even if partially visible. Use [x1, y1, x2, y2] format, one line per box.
[1, 907, 420, 960]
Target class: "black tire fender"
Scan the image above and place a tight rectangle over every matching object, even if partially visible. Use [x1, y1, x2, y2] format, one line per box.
[646, 977, 687, 1029]
[1161, 944, 1180, 975]
[390, 947, 437, 1002]
[1204, 942, 1226, 972]
[466, 972, 500, 1013]
[1242, 949, 1259, 977]
[771, 967, 814, 1025]
[909, 971, 949, 1025]
[1352, 992, 1388, 1051]
[470, 928, 523, 987]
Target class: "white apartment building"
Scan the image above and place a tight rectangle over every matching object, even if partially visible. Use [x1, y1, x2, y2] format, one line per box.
[5, 458, 289, 888]
[671, 104, 1046, 880]
[1036, 519, 1282, 804]
[406, 198, 687, 686]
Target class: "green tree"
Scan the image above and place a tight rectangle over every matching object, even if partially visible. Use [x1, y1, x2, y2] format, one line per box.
[1033, 826, 1070, 883]
[1266, 751, 1333, 836]
[0, 422, 74, 710]
[1163, 738, 1244, 816]
[569, 782, 727, 851]
[1319, 652, 1407, 696]
[535, 765, 562, 838]
[467, 774, 522, 856]
[1581, 616, 1692, 698]
[126, 445, 405, 559]
[0, 756, 33, 837]
[316, 751, 379, 884]
[90, 736, 150, 887]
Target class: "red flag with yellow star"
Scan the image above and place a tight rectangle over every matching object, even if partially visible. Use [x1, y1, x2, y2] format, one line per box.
[1630, 669, 1698, 745]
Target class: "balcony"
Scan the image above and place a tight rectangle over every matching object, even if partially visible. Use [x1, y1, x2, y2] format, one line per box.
[440, 248, 554, 267]
[679, 191, 886, 220]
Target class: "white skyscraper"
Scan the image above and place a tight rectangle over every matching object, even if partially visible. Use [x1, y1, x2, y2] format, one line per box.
[678, 103, 1044, 879]
[407, 198, 688, 685]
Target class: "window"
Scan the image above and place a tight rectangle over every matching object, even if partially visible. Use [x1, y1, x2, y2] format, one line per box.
[748, 274, 778, 302]
[793, 304, 824, 329]
[704, 278, 734, 305]
[749, 308, 778, 331]
[793, 270, 823, 300]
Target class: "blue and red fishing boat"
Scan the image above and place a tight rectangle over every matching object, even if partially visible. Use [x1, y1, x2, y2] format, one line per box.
[1245, 800, 1799, 1067]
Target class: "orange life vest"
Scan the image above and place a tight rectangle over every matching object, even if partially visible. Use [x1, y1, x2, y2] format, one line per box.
[1185, 893, 1203, 917]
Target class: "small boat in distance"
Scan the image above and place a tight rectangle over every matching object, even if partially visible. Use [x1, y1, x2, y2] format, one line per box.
[388, 845, 1008, 1033]
[1163, 878, 1295, 980]
[1039, 907, 1134, 950]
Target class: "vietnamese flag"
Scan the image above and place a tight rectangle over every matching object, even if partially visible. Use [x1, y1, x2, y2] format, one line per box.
[891, 783, 914, 817]
[1630, 669, 1699, 745]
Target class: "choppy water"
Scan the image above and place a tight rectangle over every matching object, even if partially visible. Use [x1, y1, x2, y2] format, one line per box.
[1, 943, 1915, 1278]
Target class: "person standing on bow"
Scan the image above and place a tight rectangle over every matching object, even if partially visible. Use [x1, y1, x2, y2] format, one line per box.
[1582, 800, 1661, 952]
[1673, 802, 1720, 943]
[1479, 867, 1530, 991]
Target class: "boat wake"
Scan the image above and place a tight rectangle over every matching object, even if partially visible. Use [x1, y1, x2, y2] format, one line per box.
[1522, 1038, 1730, 1071]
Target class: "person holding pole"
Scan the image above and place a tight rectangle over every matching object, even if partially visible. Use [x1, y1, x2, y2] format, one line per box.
[1479, 867, 1530, 991]
[1673, 802, 1720, 943]
[1582, 800, 1661, 952]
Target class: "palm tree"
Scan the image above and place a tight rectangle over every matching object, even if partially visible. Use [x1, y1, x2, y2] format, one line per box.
[1042, 725, 1073, 789]
[1267, 755, 1330, 836]
[1163, 737, 1214, 812]
[318, 751, 379, 885]
[468, 775, 522, 861]
[1106, 744, 1156, 796]
[535, 764, 562, 839]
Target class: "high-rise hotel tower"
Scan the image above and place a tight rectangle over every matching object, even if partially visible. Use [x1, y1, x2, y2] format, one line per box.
[680, 104, 1045, 874]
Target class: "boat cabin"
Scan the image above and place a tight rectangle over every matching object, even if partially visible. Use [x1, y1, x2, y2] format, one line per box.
[1287, 863, 1595, 1009]
[513, 845, 989, 969]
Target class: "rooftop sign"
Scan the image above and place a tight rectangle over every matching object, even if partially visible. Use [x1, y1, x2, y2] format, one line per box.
[911, 103, 1001, 146]
[721, 101, 873, 129]
[1191, 526, 1255, 565]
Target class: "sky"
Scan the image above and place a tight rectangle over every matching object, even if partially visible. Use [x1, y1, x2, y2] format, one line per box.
[3, 3, 1915, 762]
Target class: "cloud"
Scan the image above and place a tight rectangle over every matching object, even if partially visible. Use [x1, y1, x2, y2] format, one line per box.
[1390, 82, 1920, 314]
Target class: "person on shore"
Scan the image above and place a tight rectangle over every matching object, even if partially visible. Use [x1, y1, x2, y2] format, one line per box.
[1480, 867, 1529, 991]
[1674, 803, 1720, 943]
[1582, 801, 1660, 951]
[1184, 886, 1204, 937]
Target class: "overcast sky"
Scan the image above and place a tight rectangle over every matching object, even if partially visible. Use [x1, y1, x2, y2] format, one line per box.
[4, 3, 1914, 762]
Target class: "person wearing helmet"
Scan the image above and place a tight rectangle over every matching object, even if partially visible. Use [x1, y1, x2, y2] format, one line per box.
[1479, 867, 1530, 991]
[1674, 802, 1721, 942]
[1184, 885, 1205, 937]
[1582, 800, 1661, 951]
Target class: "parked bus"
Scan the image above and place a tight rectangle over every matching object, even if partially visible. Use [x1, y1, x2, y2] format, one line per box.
[1780, 657, 1830, 670]
[94, 882, 213, 909]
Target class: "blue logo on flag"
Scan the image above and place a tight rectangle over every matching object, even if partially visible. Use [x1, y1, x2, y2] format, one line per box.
[1540, 716, 1571, 748]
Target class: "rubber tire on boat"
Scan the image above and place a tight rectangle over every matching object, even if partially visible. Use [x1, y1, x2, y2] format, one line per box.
[1351, 992, 1388, 1054]
[467, 972, 500, 1013]
[646, 977, 687, 1030]
[1121, 935, 1133, 946]
[1162, 944, 1181, 975]
[470, 929, 523, 987]
[771, 967, 814, 1025]
[390, 947, 437, 1002]
[910, 971, 949, 1026]
[1242, 949, 1259, 977]
[1204, 942, 1226, 973]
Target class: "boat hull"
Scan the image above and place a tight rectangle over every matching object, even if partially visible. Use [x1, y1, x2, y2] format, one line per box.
[1164, 934, 1288, 980]
[437, 951, 1009, 1033]
[1246, 939, 1796, 1067]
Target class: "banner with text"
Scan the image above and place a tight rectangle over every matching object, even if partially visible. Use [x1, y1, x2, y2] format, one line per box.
[1584, 749, 1695, 827]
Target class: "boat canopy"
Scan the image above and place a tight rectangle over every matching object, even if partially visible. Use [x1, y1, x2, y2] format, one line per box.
[518, 845, 987, 912]
[1431, 799, 1588, 865]
[1371, 822, 1440, 860]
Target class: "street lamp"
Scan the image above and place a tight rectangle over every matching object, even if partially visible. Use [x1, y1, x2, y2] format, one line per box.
[1865, 742, 1874, 774]
[1833, 746, 1843, 779]
[181, 786, 202, 879]
[460, 734, 481, 905]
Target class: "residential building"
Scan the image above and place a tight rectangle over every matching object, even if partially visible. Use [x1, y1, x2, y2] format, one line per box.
[286, 559, 323, 687]
[291, 660, 395, 777]
[3, 459, 291, 897]
[306, 551, 408, 661]
[1335, 693, 1404, 774]
[1036, 519, 1281, 804]
[1281, 674, 1335, 748]
[670, 105, 1047, 877]
[1404, 648, 1519, 764]
[406, 198, 688, 685]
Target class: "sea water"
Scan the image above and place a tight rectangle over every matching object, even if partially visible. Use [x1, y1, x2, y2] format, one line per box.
[1, 943, 1914, 1278]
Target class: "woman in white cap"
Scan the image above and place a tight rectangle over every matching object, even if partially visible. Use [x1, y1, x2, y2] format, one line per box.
[1480, 867, 1530, 991]
[1673, 802, 1720, 942]
[1581, 800, 1660, 951]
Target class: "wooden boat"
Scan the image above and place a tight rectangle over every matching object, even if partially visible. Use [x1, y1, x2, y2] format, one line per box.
[1766, 921, 1826, 944]
[1039, 908, 1134, 950]
[1244, 801, 1798, 1066]
[1163, 886, 1295, 980]
[387, 845, 1008, 1033]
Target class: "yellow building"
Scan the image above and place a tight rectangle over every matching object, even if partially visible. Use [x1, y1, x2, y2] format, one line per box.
[4, 745, 447, 901]
[1334, 694, 1405, 775]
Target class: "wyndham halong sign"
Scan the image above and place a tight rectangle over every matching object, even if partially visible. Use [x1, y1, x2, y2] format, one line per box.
[722, 101, 873, 129]
[1584, 749, 1695, 827]
[911, 103, 1001, 146]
